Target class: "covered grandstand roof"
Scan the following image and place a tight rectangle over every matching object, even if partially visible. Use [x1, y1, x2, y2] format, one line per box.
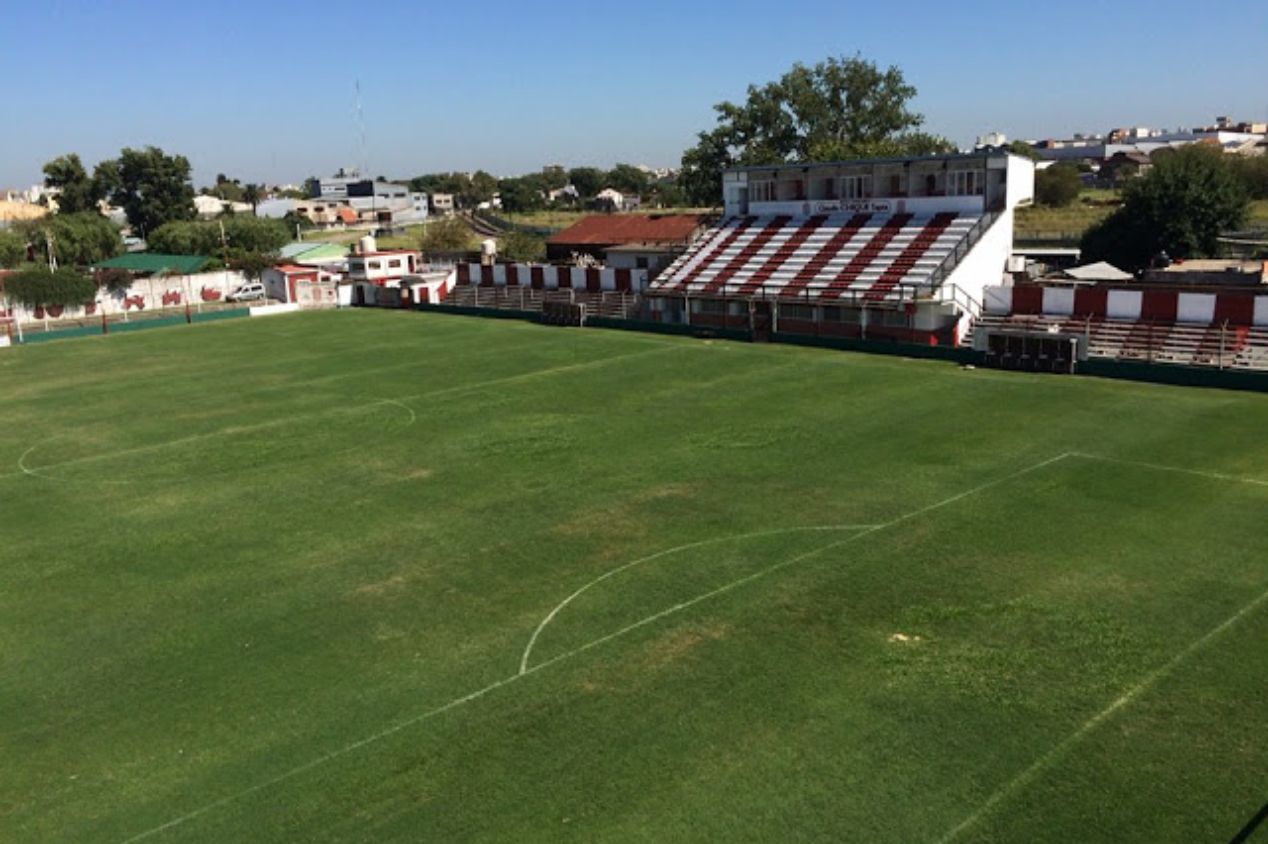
[546, 214, 706, 247]
[92, 253, 210, 274]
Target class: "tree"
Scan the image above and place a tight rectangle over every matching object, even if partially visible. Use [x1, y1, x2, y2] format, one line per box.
[568, 167, 605, 199]
[498, 177, 545, 213]
[0, 230, 24, 268]
[97, 146, 196, 236]
[1081, 145, 1247, 271]
[228, 250, 276, 283]
[678, 55, 952, 205]
[1035, 164, 1082, 207]
[606, 164, 650, 196]
[498, 231, 546, 263]
[540, 166, 569, 191]
[242, 183, 261, 211]
[148, 217, 289, 257]
[42, 154, 104, 214]
[3, 267, 96, 308]
[1230, 156, 1268, 201]
[1006, 140, 1040, 160]
[20, 213, 123, 266]
[420, 216, 474, 252]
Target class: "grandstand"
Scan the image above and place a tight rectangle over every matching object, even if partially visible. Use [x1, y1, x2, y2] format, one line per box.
[646, 151, 1035, 344]
[973, 282, 1268, 371]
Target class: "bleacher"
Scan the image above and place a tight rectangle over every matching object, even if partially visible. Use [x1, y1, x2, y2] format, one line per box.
[652, 211, 981, 303]
[440, 286, 641, 320]
[972, 313, 1268, 371]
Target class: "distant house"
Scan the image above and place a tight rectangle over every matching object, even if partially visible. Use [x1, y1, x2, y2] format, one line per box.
[545, 213, 707, 263]
[430, 193, 455, 215]
[194, 195, 252, 218]
[547, 185, 579, 203]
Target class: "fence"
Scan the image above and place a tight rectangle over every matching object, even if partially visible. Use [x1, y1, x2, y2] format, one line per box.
[9, 306, 249, 345]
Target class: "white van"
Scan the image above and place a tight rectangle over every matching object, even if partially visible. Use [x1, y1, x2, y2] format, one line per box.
[227, 282, 267, 302]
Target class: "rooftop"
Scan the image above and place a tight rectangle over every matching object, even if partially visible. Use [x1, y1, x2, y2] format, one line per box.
[547, 214, 706, 247]
[92, 253, 210, 274]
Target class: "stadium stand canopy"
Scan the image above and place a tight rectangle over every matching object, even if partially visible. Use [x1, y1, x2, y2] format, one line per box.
[645, 151, 1036, 345]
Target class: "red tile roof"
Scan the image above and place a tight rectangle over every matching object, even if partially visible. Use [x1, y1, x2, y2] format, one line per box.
[275, 264, 318, 275]
[546, 214, 706, 247]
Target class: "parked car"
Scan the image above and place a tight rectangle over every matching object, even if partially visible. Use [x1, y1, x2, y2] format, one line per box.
[226, 282, 267, 302]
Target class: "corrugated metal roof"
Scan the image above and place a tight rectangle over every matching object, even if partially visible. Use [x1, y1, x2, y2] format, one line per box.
[547, 214, 705, 247]
[279, 242, 348, 261]
[92, 253, 210, 274]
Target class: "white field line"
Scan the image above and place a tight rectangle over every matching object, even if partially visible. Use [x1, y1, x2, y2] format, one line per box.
[518, 524, 881, 674]
[117, 452, 1071, 843]
[936, 580, 1268, 844]
[1069, 451, 1268, 488]
[0, 345, 680, 484]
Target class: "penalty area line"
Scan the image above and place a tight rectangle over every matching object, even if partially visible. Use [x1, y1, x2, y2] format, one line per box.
[1069, 451, 1268, 488]
[118, 452, 1070, 843]
[936, 579, 1268, 844]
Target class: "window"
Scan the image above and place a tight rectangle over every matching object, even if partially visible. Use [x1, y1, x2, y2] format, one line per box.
[388, 259, 402, 269]
[785, 179, 805, 200]
[693, 298, 727, 314]
[822, 178, 837, 199]
[889, 174, 902, 196]
[822, 306, 861, 324]
[841, 174, 872, 200]
[879, 309, 908, 327]
[367, 261, 382, 270]
[947, 170, 984, 196]
[782, 304, 814, 321]
[749, 180, 775, 203]
[635, 257, 649, 270]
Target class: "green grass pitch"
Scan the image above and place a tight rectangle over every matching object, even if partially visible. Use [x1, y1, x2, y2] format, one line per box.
[3, 310, 1268, 842]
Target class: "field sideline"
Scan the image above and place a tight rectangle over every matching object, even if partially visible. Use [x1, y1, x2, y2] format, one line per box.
[3, 310, 1267, 842]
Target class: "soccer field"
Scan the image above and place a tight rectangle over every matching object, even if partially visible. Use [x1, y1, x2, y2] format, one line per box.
[3, 310, 1268, 843]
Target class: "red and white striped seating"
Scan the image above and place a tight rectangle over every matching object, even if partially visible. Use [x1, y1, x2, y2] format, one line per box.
[654, 211, 979, 303]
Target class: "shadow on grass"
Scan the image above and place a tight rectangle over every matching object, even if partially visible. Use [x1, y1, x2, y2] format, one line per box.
[1229, 802, 1268, 843]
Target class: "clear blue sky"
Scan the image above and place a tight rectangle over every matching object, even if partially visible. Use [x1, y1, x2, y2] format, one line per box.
[3, 0, 1266, 189]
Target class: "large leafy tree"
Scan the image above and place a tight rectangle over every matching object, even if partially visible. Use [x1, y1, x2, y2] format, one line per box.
[0, 230, 24, 268]
[498, 231, 546, 262]
[1035, 164, 1082, 207]
[97, 146, 197, 236]
[20, 213, 123, 266]
[148, 217, 289, 257]
[567, 167, 604, 199]
[605, 164, 651, 196]
[42, 154, 103, 214]
[1081, 145, 1247, 270]
[420, 216, 475, 252]
[679, 55, 953, 205]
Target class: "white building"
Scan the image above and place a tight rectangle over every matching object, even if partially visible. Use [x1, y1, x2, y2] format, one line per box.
[647, 150, 1035, 346]
[194, 195, 253, 218]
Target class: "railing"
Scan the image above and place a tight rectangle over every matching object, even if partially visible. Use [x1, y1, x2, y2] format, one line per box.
[925, 210, 1002, 293]
[471, 209, 559, 237]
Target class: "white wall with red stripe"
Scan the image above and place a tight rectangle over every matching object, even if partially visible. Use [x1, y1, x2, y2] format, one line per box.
[984, 285, 1268, 326]
[455, 263, 649, 293]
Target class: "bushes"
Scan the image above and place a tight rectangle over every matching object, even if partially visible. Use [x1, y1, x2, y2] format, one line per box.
[0, 230, 24, 268]
[148, 217, 289, 256]
[3, 267, 97, 308]
[420, 217, 475, 253]
[498, 231, 546, 263]
[1034, 165, 1082, 207]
